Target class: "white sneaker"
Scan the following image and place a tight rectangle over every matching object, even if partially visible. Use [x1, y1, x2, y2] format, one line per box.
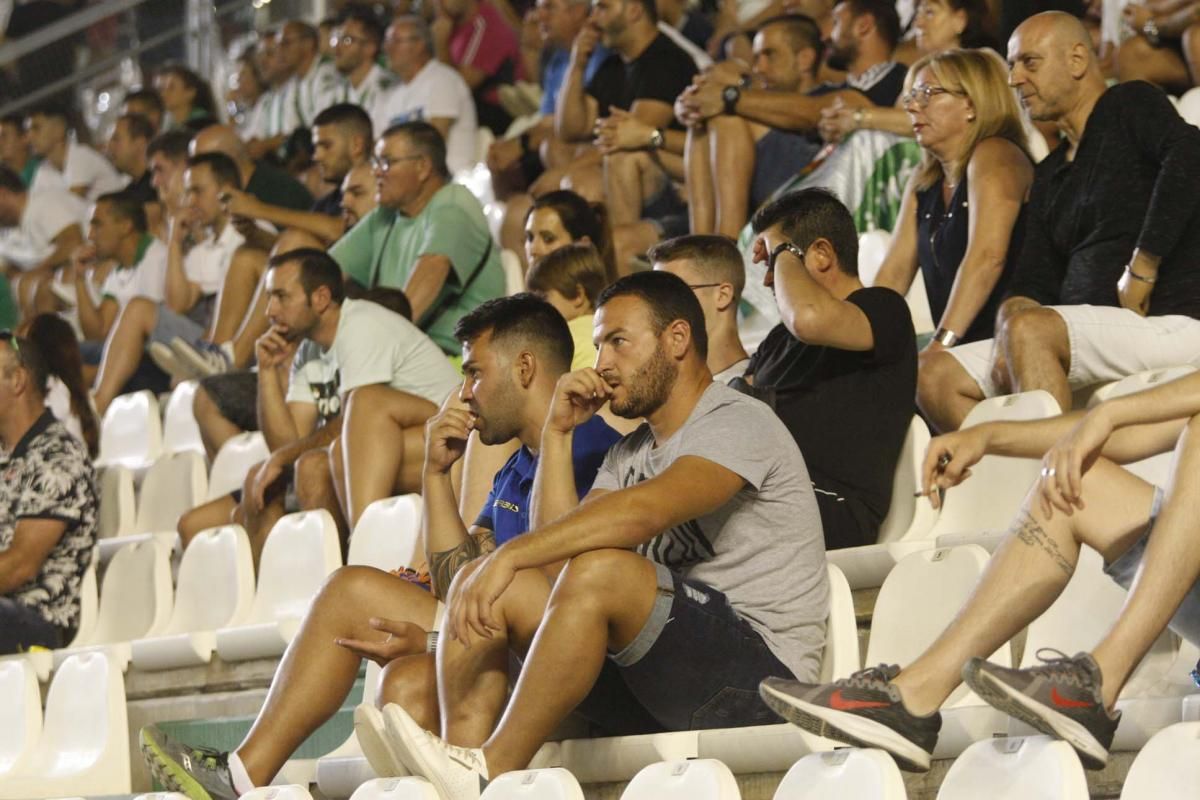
[382, 703, 489, 800]
[148, 342, 195, 381]
[170, 337, 233, 378]
[354, 704, 409, 778]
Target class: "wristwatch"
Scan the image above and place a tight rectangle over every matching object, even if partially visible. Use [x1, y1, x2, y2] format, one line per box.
[648, 128, 665, 150]
[722, 84, 741, 116]
[932, 327, 959, 347]
[1143, 18, 1162, 47]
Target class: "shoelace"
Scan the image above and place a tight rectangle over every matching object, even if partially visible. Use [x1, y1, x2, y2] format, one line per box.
[187, 744, 230, 771]
[1030, 648, 1090, 689]
[426, 729, 483, 770]
[841, 664, 900, 689]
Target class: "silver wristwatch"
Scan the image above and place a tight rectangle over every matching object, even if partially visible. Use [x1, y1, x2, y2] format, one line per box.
[932, 327, 959, 347]
[1143, 19, 1162, 47]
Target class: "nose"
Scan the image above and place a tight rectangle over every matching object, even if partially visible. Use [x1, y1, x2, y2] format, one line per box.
[458, 377, 473, 403]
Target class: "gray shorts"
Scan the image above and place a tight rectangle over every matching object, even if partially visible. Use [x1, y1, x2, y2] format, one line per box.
[1104, 486, 1200, 646]
[149, 295, 217, 347]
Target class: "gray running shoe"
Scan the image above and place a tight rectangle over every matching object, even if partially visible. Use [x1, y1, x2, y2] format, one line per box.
[171, 337, 233, 378]
[139, 724, 237, 799]
[148, 341, 195, 381]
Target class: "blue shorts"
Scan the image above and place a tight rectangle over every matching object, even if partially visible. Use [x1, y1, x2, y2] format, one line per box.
[574, 563, 794, 734]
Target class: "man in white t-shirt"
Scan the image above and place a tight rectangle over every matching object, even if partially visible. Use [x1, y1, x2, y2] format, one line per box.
[25, 105, 125, 202]
[330, 8, 396, 115]
[91, 153, 246, 415]
[375, 15, 478, 175]
[0, 165, 86, 319]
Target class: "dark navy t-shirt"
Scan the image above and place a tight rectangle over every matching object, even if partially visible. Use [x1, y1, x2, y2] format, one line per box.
[474, 415, 621, 543]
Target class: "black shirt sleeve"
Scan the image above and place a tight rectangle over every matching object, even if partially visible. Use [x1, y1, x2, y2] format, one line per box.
[586, 53, 626, 118]
[848, 287, 915, 365]
[1006, 160, 1066, 306]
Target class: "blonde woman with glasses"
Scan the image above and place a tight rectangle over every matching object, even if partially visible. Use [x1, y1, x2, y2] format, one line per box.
[874, 48, 1033, 350]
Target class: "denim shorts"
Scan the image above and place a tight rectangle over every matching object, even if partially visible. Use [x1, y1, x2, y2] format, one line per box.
[149, 295, 217, 346]
[574, 563, 794, 734]
[0, 598, 64, 655]
[1104, 486, 1200, 646]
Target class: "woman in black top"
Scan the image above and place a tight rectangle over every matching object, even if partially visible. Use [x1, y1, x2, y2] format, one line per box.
[875, 48, 1033, 348]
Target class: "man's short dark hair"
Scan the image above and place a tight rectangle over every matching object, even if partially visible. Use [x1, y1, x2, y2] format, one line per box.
[0, 112, 26, 131]
[647, 234, 745, 300]
[752, 187, 859, 277]
[844, 0, 901, 49]
[269, 247, 347, 304]
[117, 112, 156, 143]
[0, 165, 25, 194]
[186, 152, 243, 191]
[759, 14, 825, 71]
[382, 121, 449, 179]
[284, 20, 320, 46]
[626, 0, 659, 24]
[454, 293, 574, 375]
[362, 286, 412, 320]
[146, 129, 193, 163]
[338, 6, 385, 49]
[597, 271, 709, 361]
[125, 88, 165, 116]
[25, 102, 71, 127]
[97, 190, 148, 233]
[313, 103, 374, 148]
[1, 333, 48, 394]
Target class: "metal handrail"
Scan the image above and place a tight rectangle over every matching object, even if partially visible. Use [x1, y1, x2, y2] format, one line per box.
[0, 0, 151, 67]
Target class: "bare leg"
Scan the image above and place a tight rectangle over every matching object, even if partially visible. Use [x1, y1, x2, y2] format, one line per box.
[999, 306, 1071, 411]
[561, 162, 604, 205]
[228, 281, 269, 369]
[1115, 34, 1192, 90]
[685, 126, 716, 234]
[1183, 24, 1200, 84]
[92, 297, 159, 416]
[891, 459, 1156, 715]
[193, 384, 243, 461]
[916, 349, 988, 433]
[329, 438, 350, 527]
[239, 460, 288, 569]
[499, 193, 533, 268]
[708, 115, 756, 238]
[236, 566, 438, 786]
[210, 248, 267, 344]
[603, 151, 665, 227]
[295, 446, 349, 553]
[342, 385, 437, 527]
[379, 654, 440, 730]
[177, 494, 237, 549]
[610, 222, 660, 277]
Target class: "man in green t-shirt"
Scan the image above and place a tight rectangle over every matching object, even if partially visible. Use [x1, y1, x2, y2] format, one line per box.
[330, 120, 504, 354]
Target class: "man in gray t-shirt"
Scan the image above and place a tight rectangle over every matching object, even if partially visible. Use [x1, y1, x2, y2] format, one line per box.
[379, 271, 829, 799]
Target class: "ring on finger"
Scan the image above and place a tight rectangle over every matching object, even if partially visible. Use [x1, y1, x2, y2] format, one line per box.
[1041, 466, 1056, 478]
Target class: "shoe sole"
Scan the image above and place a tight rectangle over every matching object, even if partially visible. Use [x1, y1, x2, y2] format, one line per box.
[759, 681, 932, 772]
[148, 342, 196, 381]
[171, 336, 226, 378]
[354, 703, 409, 778]
[962, 659, 1109, 770]
[139, 729, 214, 800]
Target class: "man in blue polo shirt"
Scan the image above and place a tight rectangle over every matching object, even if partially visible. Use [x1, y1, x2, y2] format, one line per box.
[140, 293, 621, 797]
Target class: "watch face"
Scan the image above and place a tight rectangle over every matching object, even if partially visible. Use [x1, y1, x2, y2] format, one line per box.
[723, 86, 739, 101]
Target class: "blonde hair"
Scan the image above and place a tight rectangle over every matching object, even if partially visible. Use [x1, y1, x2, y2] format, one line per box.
[906, 47, 1030, 192]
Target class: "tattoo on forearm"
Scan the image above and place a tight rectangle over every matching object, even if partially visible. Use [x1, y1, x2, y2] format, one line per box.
[429, 531, 496, 599]
[1013, 511, 1074, 578]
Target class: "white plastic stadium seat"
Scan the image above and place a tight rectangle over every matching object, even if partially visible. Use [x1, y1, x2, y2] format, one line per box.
[6, 558, 100, 681]
[868, 545, 1011, 758]
[348, 494, 424, 570]
[481, 768, 585, 800]
[207, 431, 270, 500]
[501, 249, 526, 296]
[161, 379, 206, 455]
[772, 748, 907, 799]
[0, 659, 41, 779]
[216, 510, 342, 661]
[821, 563, 860, 681]
[620, 759, 741, 800]
[1087, 366, 1197, 486]
[858, 230, 934, 335]
[936, 736, 1087, 800]
[1178, 86, 1200, 126]
[241, 787, 314, 800]
[99, 451, 206, 561]
[132, 525, 255, 670]
[54, 539, 173, 671]
[876, 416, 937, 545]
[97, 464, 136, 540]
[96, 390, 162, 470]
[0, 652, 130, 798]
[349, 777, 440, 800]
[1120, 722, 1200, 799]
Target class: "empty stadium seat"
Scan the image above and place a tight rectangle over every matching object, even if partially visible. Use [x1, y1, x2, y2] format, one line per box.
[98, 451, 206, 561]
[348, 494, 423, 570]
[0, 659, 41, 779]
[241, 787, 314, 800]
[857, 230, 934, 335]
[53, 539, 173, 671]
[868, 545, 1011, 758]
[876, 416, 937, 545]
[501, 249, 526, 296]
[772, 748, 907, 799]
[1121, 722, 1200, 798]
[481, 768, 585, 800]
[215, 510, 342, 661]
[1184, 694, 1200, 722]
[97, 464, 136, 540]
[131, 525, 256, 670]
[96, 390, 162, 471]
[1178, 86, 1200, 126]
[162, 380, 206, 456]
[936, 736, 1087, 800]
[349, 777, 439, 800]
[620, 759, 740, 800]
[207, 431, 270, 501]
[0, 652, 130, 798]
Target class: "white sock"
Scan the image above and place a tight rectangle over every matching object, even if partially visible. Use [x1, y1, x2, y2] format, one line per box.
[227, 751, 255, 795]
[219, 341, 235, 362]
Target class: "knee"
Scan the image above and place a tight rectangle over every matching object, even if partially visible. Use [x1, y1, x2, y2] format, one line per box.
[376, 654, 437, 711]
[1000, 306, 1066, 357]
[294, 448, 332, 508]
[1115, 35, 1153, 78]
[554, 549, 636, 604]
[345, 384, 392, 421]
[917, 349, 963, 403]
[193, 386, 216, 422]
[318, 564, 384, 604]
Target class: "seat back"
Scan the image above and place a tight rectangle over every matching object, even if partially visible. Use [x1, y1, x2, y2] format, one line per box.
[928, 391, 1061, 538]
[877, 416, 935, 544]
[164, 525, 255, 635]
[868, 545, 1010, 706]
[134, 452, 207, 534]
[161, 380, 205, 456]
[1087, 366, 1197, 486]
[620, 759, 741, 800]
[501, 249, 526, 296]
[90, 540, 173, 644]
[97, 390, 162, 469]
[856, 231, 892, 287]
[772, 748, 907, 799]
[1120, 722, 1200, 799]
[240, 787, 314, 800]
[250, 510, 343, 623]
[0, 659, 41, 775]
[820, 563, 860, 681]
[481, 768, 585, 800]
[207, 432, 269, 500]
[936, 736, 1087, 800]
[348, 777, 440, 800]
[97, 465, 136, 539]
[1178, 86, 1200, 126]
[348, 495, 423, 570]
[67, 557, 100, 649]
[27, 651, 130, 791]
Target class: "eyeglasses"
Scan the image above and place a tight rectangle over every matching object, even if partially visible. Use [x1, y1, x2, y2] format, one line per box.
[333, 33, 369, 48]
[766, 241, 805, 272]
[372, 154, 424, 173]
[686, 283, 722, 291]
[901, 84, 963, 108]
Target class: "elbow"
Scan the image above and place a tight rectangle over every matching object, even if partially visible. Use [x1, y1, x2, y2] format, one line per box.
[782, 304, 824, 343]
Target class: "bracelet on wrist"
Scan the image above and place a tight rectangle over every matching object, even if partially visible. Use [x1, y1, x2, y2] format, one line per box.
[1124, 265, 1157, 284]
[932, 327, 959, 347]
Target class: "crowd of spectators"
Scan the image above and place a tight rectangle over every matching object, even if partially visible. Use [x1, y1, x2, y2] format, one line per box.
[2, 0, 1200, 797]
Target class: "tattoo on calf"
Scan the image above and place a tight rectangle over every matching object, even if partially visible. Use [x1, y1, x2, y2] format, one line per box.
[429, 530, 497, 599]
[1013, 511, 1075, 578]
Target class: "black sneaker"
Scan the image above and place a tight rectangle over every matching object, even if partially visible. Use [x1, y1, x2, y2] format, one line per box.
[140, 725, 238, 799]
[962, 649, 1120, 770]
[759, 666, 942, 771]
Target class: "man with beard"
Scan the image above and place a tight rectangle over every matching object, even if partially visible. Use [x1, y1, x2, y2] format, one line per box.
[141, 293, 620, 797]
[369, 271, 829, 799]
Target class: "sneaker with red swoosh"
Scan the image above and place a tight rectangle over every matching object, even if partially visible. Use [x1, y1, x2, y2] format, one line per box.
[962, 649, 1119, 769]
[759, 665, 941, 771]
